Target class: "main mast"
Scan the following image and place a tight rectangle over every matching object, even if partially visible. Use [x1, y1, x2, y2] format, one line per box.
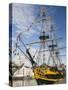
[37, 7, 49, 65]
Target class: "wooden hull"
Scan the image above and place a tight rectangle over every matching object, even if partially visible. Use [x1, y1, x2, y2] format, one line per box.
[36, 79, 55, 85]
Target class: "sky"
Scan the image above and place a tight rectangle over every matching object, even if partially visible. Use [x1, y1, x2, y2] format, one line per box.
[9, 3, 66, 67]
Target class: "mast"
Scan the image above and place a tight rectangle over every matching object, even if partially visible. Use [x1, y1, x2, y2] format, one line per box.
[37, 7, 49, 65]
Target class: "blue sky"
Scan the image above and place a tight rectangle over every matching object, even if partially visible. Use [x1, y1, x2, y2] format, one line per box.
[9, 3, 66, 66]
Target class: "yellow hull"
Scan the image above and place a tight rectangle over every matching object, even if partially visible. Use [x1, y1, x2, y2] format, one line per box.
[33, 65, 65, 84]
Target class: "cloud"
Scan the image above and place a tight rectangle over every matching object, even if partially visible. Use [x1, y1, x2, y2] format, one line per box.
[12, 53, 32, 67]
[12, 4, 56, 38]
[12, 4, 35, 31]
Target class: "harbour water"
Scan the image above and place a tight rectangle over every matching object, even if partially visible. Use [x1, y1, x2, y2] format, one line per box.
[12, 77, 66, 87]
[13, 78, 37, 87]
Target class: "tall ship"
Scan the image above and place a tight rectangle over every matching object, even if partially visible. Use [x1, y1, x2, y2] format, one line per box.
[9, 4, 66, 86]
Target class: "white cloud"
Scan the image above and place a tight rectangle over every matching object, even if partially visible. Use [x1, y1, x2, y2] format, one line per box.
[12, 4, 35, 31]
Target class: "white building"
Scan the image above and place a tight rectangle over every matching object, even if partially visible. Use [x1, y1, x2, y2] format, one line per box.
[13, 65, 34, 77]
